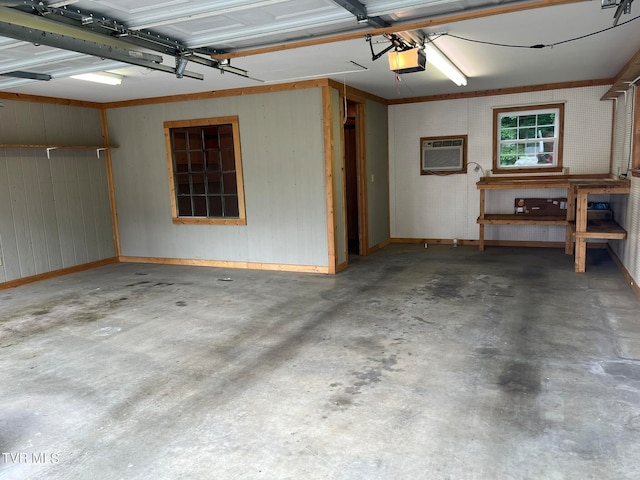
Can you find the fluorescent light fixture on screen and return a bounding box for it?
[424,44,467,87]
[70,72,122,85]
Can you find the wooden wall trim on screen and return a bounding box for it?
[327,79,388,105]
[607,245,640,301]
[102,79,330,109]
[356,102,369,255]
[391,238,480,246]
[388,78,614,105]
[323,85,337,274]
[119,256,329,274]
[339,90,348,267]
[609,100,617,175]
[3,76,610,112]
[212,0,587,60]
[100,108,121,257]
[0,257,119,291]
[0,91,103,109]
[634,86,640,170]
[368,238,390,255]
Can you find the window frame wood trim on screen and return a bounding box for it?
[164,116,246,226]
[492,103,564,175]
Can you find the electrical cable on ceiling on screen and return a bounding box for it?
[440,14,640,49]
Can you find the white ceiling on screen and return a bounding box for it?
[0,0,639,103]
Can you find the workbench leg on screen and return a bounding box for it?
[567,187,575,222]
[565,226,574,255]
[575,238,587,272]
[479,224,485,252]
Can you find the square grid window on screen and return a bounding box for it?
[493,103,564,174]
[165,116,246,225]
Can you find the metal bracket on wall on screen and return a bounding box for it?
[45,147,57,159]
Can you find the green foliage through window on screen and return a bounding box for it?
[494,105,563,170]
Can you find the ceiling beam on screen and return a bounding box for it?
[331,0,390,28]
[214,0,589,59]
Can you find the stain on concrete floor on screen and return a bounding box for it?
[0,245,639,480]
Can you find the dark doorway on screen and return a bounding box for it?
[344,100,360,256]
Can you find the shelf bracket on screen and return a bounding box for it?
[96,147,107,158]
[45,147,57,159]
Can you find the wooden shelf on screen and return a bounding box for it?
[476,175,630,273]
[0,144,107,149]
[476,177,569,190]
[568,178,630,272]
[479,214,567,225]
[0,144,114,158]
[569,178,631,195]
[569,220,627,240]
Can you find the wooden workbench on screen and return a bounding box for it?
[476,175,630,272]
[567,178,630,272]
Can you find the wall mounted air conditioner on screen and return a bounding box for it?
[420,136,467,175]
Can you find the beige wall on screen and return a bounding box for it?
[389,86,613,243]
[0,100,114,283]
[107,88,329,269]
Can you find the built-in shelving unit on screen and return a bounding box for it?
[476,175,630,272]
[567,178,631,272]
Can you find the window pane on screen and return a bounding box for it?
[501,115,517,128]
[178,196,192,216]
[176,174,191,195]
[518,127,536,140]
[174,152,189,173]
[206,150,221,172]
[208,196,223,217]
[193,196,207,216]
[190,151,204,172]
[224,196,240,217]
[172,130,187,151]
[537,113,555,126]
[192,174,206,194]
[519,115,536,127]
[539,126,555,138]
[221,150,236,172]
[499,144,517,166]
[188,130,202,149]
[207,173,222,194]
[219,125,234,148]
[223,172,237,195]
[203,127,219,149]
[501,127,517,141]
[525,142,539,153]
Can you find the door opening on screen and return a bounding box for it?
[344,100,361,256]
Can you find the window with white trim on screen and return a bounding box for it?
[493,103,564,174]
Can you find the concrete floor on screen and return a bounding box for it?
[1,245,640,480]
